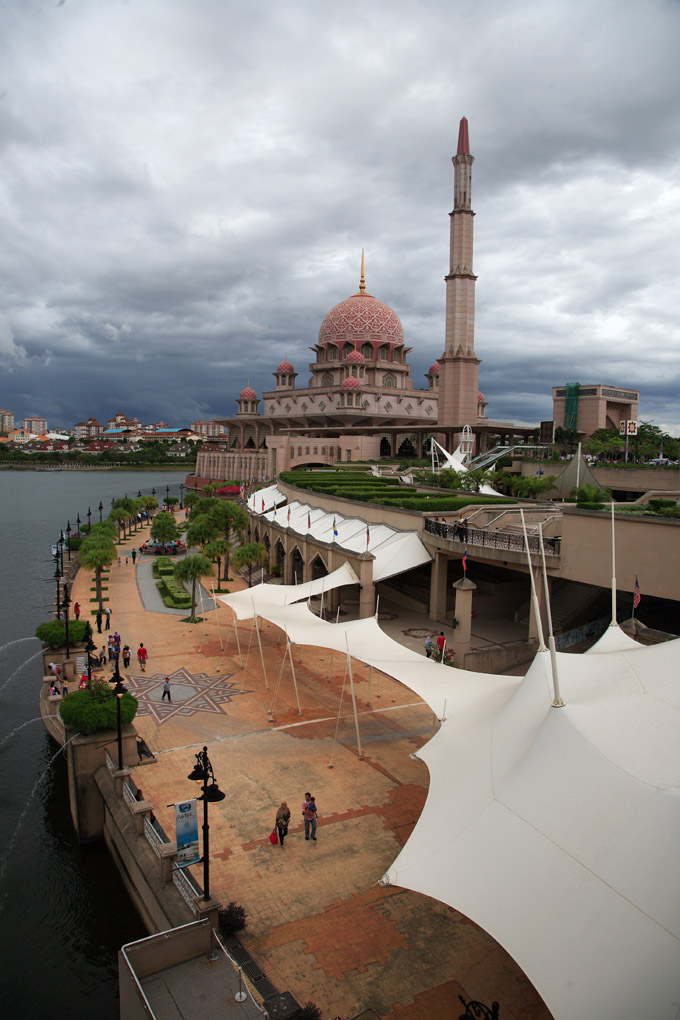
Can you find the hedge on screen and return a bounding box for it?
[36,619,89,648]
[375,495,514,511]
[157,578,192,609]
[59,682,138,733]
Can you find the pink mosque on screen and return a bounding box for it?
[196,118,535,484]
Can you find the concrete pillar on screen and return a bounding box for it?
[429,552,449,623]
[452,577,477,658]
[358,554,375,619]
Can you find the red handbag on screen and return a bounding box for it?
[270,830,278,845]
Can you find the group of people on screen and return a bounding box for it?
[274,792,319,847]
[430,516,469,541]
[95,607,112,633]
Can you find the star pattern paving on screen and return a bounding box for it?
[125,666,252,726]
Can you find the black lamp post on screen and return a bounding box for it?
[62,588,71,660]
[58,530,65,574]
[458,995,500,1020]
[76,513,81,538]
[112,660,127,771]
[54,559,62,613]
[187,746,225,901]
[66,521,72,561]
[151,487,156,499]
[179,482,185,509]
[87,506,92,531]
[84,622,97,686]
[166,485,170,506]
[98,501,104,523]
[137,490,142,498]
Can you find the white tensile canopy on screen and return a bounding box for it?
[218,561,680,1018]
[248,487,432,583]
[431,438,505,497]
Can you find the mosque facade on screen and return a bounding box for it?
[197,118,527,484]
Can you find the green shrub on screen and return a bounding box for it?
[59,685,138,734]
[576,502,608,511]
[157,579,192,609]
[218,901,247,935]
[36,619,88,648]
[649,498,677,510]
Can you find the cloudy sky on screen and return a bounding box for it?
[1,0,679,434]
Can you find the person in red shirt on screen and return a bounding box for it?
[137,642,148,672]
[437,632,446,654]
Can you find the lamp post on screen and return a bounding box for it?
[54,558,62,614]
[87,506,92,531]
[152,487,156,499]
[137,490,142,498]
[76,512,81,538]
[98,501,103,523]
[62,588,71,660]
[112,659,127,771]
[458,995,500,1020]
[66,521,72,561]
[166,485,170,506]
[58,530,65,574]
[187,746,225,901]
[179,483,185,509]
[84,622,97,686]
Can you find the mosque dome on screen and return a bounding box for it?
[478,391,485,403]
[276,360,295,374]
[341,376,362,391]
[428,362,440,375]
[319,292,404,349]
[346,349,365,364]
[240,386,257,400]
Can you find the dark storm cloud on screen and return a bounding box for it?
[0,0,679,433]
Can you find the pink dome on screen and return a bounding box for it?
[346,349,365,364]
[478,391,485,403]
[240,386,257,400]
[276,360,295,374]
[341,376,362,391]
[429,362,440,375]
[319,292,404,348]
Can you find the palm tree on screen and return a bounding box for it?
[150,510,180,551]
[570,483,612,504]
[111,507,129,543]
[459,468,494,493]
[204,539,232,588]
[173,555,214,620]
[185,516,218,551]
[81,535,117,611]
[232,542,268,586]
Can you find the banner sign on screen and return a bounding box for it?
[175,799,200,868]
[619,420,638,436]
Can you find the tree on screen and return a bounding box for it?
[232,542,268,586]
[509,475,557,498]
[185,516,219,550]
[458,468,494,493]
[111,507,129,542]
[81,534,117,610]
[150,510,180,550]
[204,539,233,586]
[570,483,612,504]
[202,482,220,496]
[173,555,214,620]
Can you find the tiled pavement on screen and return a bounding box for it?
[72,518,552,1020]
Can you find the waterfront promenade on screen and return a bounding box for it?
[69,519,551,1020]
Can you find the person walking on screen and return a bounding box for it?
[137,642,148,672]
[425,634,433,658]
[437,632,446,656]
[73,601,81,621]
[275,802,290,847]
[131,548,137,565]
[302,792,311,838]
[306,796,318,841]
[122,644,131,669]
[96,610,103,633]
[105,607,112,630]
[98,645,107,667]
[161,677,171,702]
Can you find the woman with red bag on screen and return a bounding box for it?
[275,802,291,847]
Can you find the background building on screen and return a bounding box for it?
[23,415,47,435]
[553,383,639,440]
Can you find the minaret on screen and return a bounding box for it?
[437,117,481,429]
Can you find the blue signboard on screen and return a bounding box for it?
[175,799,200,867]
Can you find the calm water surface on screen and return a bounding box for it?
[0,470,186,1019]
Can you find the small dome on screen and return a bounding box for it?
[276,360,295,374]
[478,391,485,403]
[341,376,362,391]
[240,386,257,400]
[428,362,440,375]
[346,349,365,364]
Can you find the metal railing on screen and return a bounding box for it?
[211,928,270,1018]
[173,866,202,915]
[144,815,165,858]
[424,518,561,556]
[105,748,116,773]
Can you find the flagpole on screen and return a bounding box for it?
[520,508,547,652]
[610,502,618,627]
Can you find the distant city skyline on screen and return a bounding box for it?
[1,1,679,434]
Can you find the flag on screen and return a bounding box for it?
[633,575,641,609]
[538,465,542,478]
[462,549,468,573]
[287,506,291,524]
[261,498,265,511]
[307,511,311,529]
[333,517,338,537]
[366,523,370,547]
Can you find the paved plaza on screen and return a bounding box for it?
[71,521,551,1020]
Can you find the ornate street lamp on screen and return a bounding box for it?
[179,482,185,509]
[187,746,225,901]
[98,501,104,523]
[151,487,156,498]
[54,558,62,614]
[62,588,71,660]
[58,530,65,574]
[66,521,72,561]
[458,995,500,1019]
[165,485,170,505]
[137,490,142,498]
[112,659,127,771]
[87,506,92,531]
[84,621,97,686]
[76,512,81,537]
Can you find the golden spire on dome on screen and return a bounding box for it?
[359,249,366,294]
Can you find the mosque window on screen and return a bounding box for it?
[384,373,396,388]
[318,348,326,362]
[343,343,353,359]
[361,343,372,359]
[378,346,388,361]
[359,367,364,378]
[329,346,338,361]
[322,372,333,387]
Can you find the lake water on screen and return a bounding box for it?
[0,469,187,1019]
